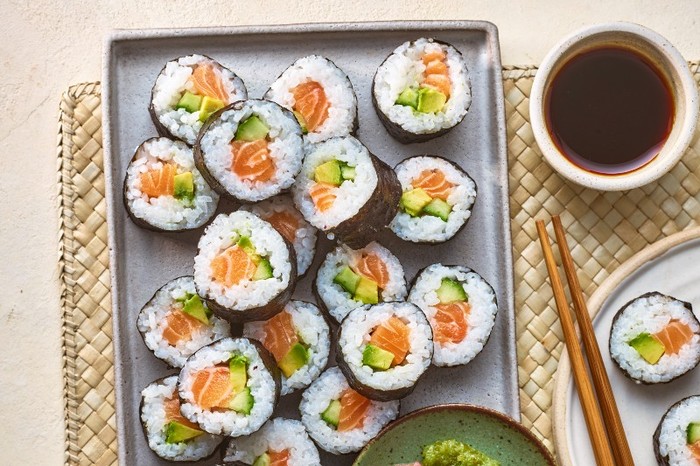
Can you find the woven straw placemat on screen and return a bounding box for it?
[57,64,700,464]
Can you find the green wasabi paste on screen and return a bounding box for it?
[421,439,500,466]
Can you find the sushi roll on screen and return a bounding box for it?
[243,300,330,396]
[314,242,408,324]
[221,418,321,465]
[178,337,280,437]
[654,396,700,465]
[609,292,700,384]
[193,211,296,323]
[336,302,433,401]
[408,264,498,367]
[300,367,400,455]
[195,99,304,203]
[150,54,247,145]
[123,137,219,231]
[390,156,477,243]
[240,196,318,277]
[140,376,222,461]
[264,55,358,143]
[137,276,231,368]
[292,136,401,248]
[373,38,472,143]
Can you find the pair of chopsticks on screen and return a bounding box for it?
[536,216,634,466]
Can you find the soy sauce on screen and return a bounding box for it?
[545,47,674,175]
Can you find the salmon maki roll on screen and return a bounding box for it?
[123,137,219,232]
[193,211,296,323]
[299,367,399,455]
[264,55,358,143]
[292,136,401,248]
[150,55,248,145]
[137,276,231,368]
[609,292,700,384]
[654,396,700,466]
[373,38,472,143]
[178,337,280,437]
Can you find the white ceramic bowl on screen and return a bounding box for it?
[530,22,698,191]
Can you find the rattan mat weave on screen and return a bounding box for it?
[58,64,700,464]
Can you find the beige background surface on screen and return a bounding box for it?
[2,1,699,464]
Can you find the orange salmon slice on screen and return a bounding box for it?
[422,49,451,98]
[140,163,176,198]
[192,64,229,102]
[655,320,695,355]
[292,81,330,132]
[162,309,205,346]
[263,311,299,363]
[163,396,200,430]
[353,253,389,289]
[231,139,276,182]
[433,301,471,344]
[688,440,700,462]
[211,245,257,287]
[264,210,299,243]
[369,316,410,366]
[191,365,233,410]
[268,449,290,466]
[309,182,336,212]
[337,389,371,432]
[412,169,454,200]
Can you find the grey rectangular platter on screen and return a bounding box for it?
[103,21,517,466]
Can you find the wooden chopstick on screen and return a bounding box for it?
[552,215,635,466]
[536,220,615,466]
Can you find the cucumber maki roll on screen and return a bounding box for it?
[390,156,477,243]
[314,242,408,324]
[292,136,401,248]
[654,396,700,466]
[150,55,247,145]
[123,137,219,232]
[264,55,358,143]
[178,337,281,437]
[193,211,296,323]
[373,38,472,143]
[243,300,330,396]
[140,376,223,461]
[609,292,700,384]
[337,302,433,401]
[137,276,231,368]
[408,264,498,367]
[221,418,321,465]
[300,367,400,455]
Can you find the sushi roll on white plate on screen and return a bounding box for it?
[408,264,499,367]
[654,396,700,465]
[609,292,700,384]
[123,137,219,231]
[150,55,247,145]
[137,276,231,368]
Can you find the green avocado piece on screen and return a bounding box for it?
[436,278,468,304]
[333,266,361,294]
[628,333,666,364]
[688,422,700,444]
[340,163,356,181]
[252,453,271,466]
[293,111,308,134]
[253,258,273,280]
[165,420,203,444]
[229,387,254,414]
[314,160,342,186]
[237,236,257,255]
[321,399,341,428]
[362,343,394,371]
[173,172,195,202]
[176,92,203,113]
[395,88,419,109]
[235,115,270,141]
[198,96,225,122]
[423,198,452,221]
[278,342,309,377]
[400,188,433,217]
[229,354,248,393]
[182,294,210,325]
[417,87,447,114]
[354,276,379,304]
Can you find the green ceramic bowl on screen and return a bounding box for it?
[353,404,556,466]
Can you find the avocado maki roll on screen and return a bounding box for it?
[240,196,318,277]
[609,292,700,384]
[654,396,700,465]
[137,276,231,368]
[221,418,321,465]
[337,302,433,401]
[243,300,330,396]
[408,264,498,367]
[140,376,223,461]
[193,211,296,323]
[150,55,248,145]
[300,367,400,455]
[373,38,472,143]
[178,337,280,437]
[314,242,408,324]
[390,156,477,243]
[123,137,219,232]
[292,136,401,248]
